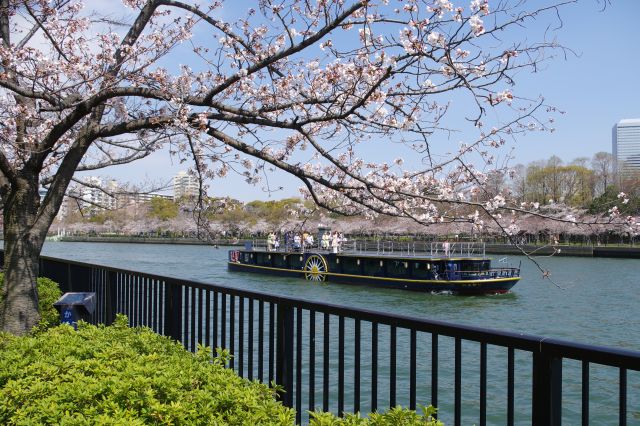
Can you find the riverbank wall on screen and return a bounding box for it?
[47,236,640,259]
[484,244,640,258]
[54,236,213,245]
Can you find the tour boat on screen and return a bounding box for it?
[228,239,521,295]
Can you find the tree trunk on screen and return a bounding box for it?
[0,179,45,335]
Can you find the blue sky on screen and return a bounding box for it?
[510,0,640,164]
[96,1,640,200]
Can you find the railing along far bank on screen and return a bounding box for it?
[0,250,638,425]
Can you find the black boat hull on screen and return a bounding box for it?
[228,259,519,295]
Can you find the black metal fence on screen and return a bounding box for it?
[3,251,638,425]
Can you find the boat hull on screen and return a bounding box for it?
[228,259,519,295]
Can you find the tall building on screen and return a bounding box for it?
[612,119,640,174]
[80,177,115,210]
[173,171,200,199]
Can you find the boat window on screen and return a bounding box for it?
[460,260,478,271]
[255,252,270,266]
[412,262,431,279]
[387,260,408,278]
[327,256,340,272]
[363,258,382,275]
[341,257,360,274]
[289,255,303,270]
[272,254,287,268]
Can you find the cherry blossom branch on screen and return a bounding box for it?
[0,78,62,107]
[24,3,70,62]
[201,1,364,103]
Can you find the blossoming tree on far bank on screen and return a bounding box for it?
[0,0,590,334]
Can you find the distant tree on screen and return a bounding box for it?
[480,170,506,201]
[591,152,615,196]
[618,171,640,200]
[243,198,306,226]
[588,185,640,216]
[561,164,593,206]
[521,158,593,207]
[148,198,179,221]
[508,164,527,204]
[569,157,589,168]
[525,161,548,204]
[0,0,603,334]
[546,155,564,203]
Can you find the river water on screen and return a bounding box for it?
[40,242,640,424]
[41,241,640,349]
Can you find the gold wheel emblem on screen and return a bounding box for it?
[304,254,328,282]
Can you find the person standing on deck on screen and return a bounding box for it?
[332,232,339,254]
[321,232,330,250]
[267,232,275,251]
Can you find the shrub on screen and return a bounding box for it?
[0,316,295,425]
[0,273,61,332]
[309,405,443,425]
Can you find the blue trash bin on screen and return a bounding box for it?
[53,292,96,329]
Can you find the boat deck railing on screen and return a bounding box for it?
[251,239,486,258]
[451,267,520,280]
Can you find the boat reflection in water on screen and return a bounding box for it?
[228,237,520,295]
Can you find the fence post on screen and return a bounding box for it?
[105,271,118,325]
[532,343,562,425]
[66,263,71,293]
[276,303,294,408]
[164,280,183,342]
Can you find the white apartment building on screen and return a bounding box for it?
[116,192,173,207]
[173,171,200,199]
[612,119,640,174]
[80,177,117,210]
[55,178,174,220]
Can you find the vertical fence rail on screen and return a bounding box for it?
[309,310,316,413]
[276,304,294,409]
[11,253,640,425]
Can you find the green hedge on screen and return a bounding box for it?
[309,406,443,425]
[0,273,62,333]
[0,316,295,425]
[0,315,443,425]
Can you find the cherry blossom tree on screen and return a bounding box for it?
[0,0,583,334]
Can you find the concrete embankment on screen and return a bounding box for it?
[50,236,640,259]
[592,246,640,258]
[55,236,219,245]
[485,244,640,259]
